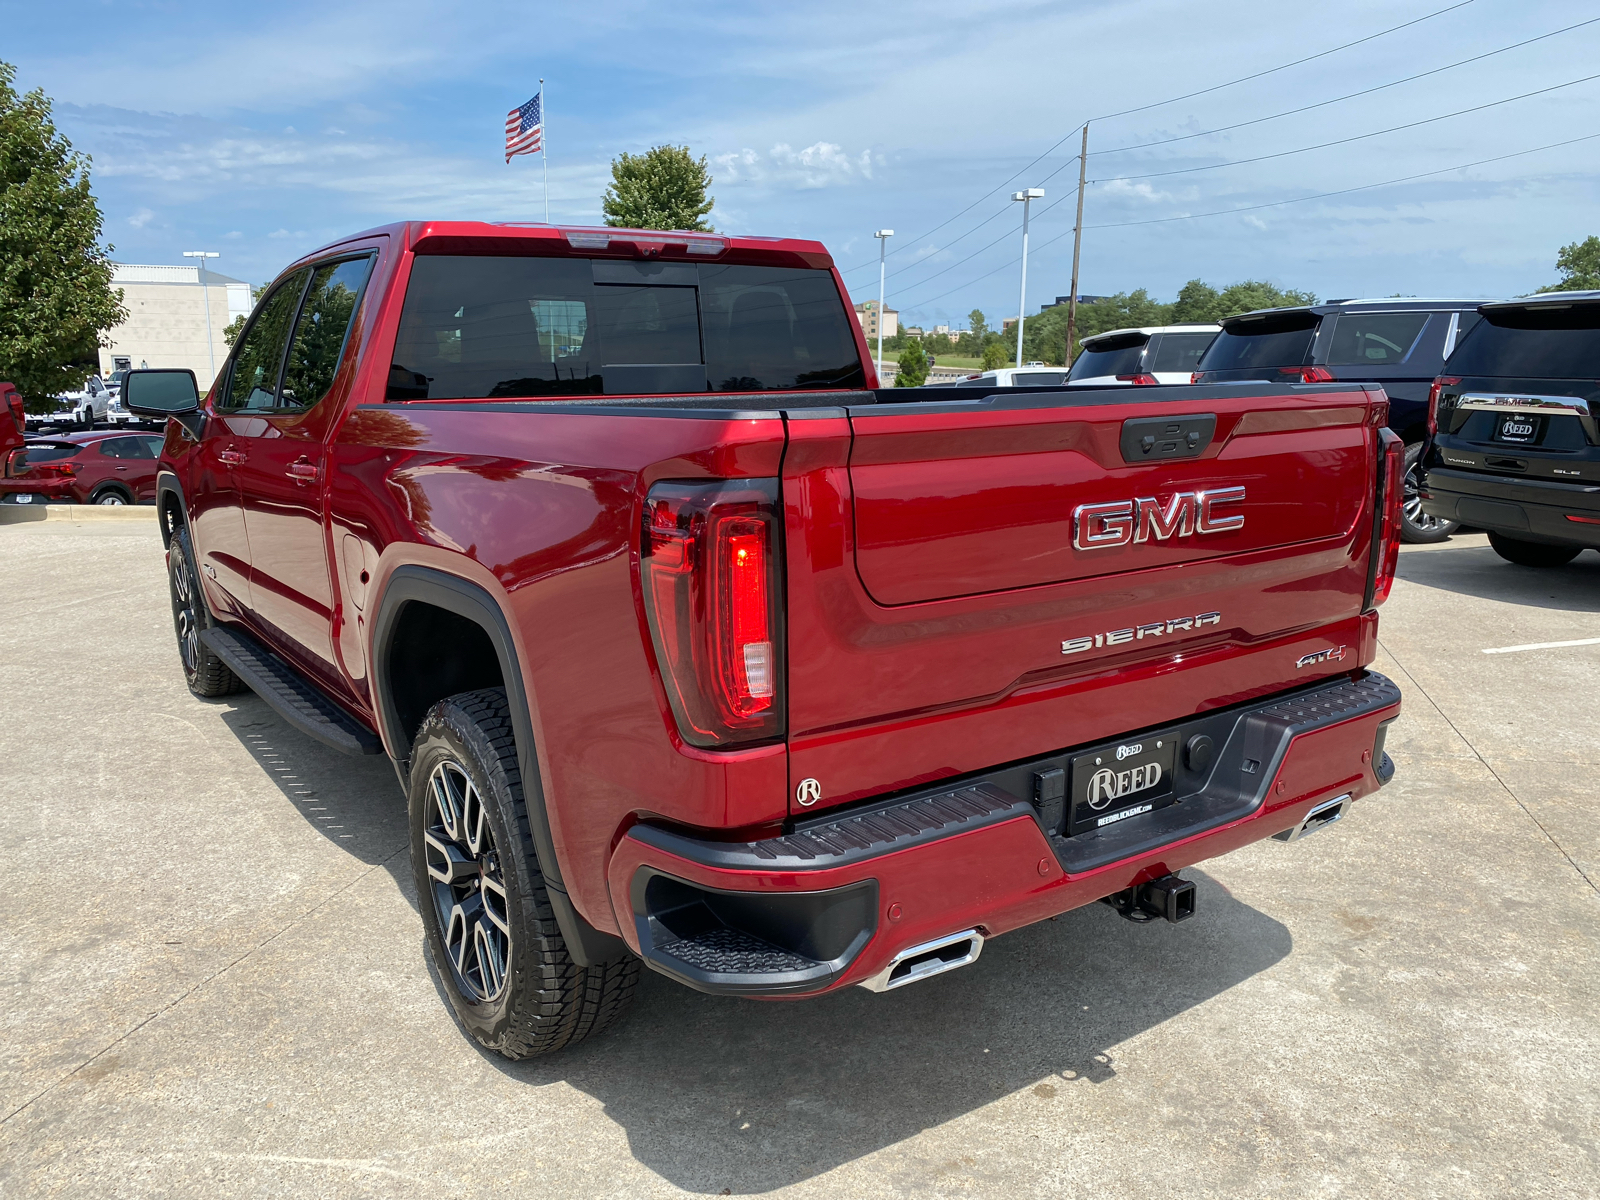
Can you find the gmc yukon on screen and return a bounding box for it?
[124,221,1405,1058]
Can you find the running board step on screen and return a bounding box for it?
[200,625,382,756]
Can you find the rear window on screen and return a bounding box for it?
[1151,331,1216,373]
[17,443,79,465]
[1326,312,1429,366]
[1067,332,1147,380]
[1199,313,1317,371]
[1447,303,1600,379]
[1012,370,1066,386]
[387,256,865,400]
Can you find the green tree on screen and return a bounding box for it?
[894,338,929,387]
[981,340,1008,370]
[1536,235,1600,293]
[602,145,715,231]
[223,284,267,348]
[968,309,988,340]
[0,61,124,411]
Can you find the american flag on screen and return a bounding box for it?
[505,93,542,162]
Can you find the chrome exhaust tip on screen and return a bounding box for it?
[1273,792,1352,842]
[859,928,984,993]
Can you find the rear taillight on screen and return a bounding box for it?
[1116,373,1159,386]
[1427,375,1459,437]
[1370,429,1405,608]
[1280,366,1334,384]
[641,479,784,747]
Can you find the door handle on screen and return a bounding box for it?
[218,447,247,465]
[286,458,319,481]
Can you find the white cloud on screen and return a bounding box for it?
[127,207,155,228]
[714,142,875,189]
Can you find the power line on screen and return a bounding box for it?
[840,0,1475,275]
[1092,72,1600,184]
[1092,16,1600,158]
[891,132,1600,311]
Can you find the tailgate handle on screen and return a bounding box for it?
[1120,414,1216,464]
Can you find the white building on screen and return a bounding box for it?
[99,264,254,389]
[853,300,898,341]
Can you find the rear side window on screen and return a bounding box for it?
[1067,333,1147,380]
[280,256,375,410]
[387,256,865,400]
[1326,312,1429,366]
[1447,303,1600,378]
[98,436,154,459]
[1151,331,1216,373]
[223,271,309,411]
[1200,313,1317,370]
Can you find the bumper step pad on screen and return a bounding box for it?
[200,625,382,756]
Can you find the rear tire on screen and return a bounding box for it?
[1487,532,1582,568]
[409,688,638,1059]
[167,527,242,697]
[93,488,128,505]
[1400,443,1457,544]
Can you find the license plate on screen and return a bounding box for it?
[1068,735,1178,835]
[1494,414,1541,443]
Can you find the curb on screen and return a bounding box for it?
[0,504,159,526]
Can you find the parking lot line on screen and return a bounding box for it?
[1482,636,1600,655]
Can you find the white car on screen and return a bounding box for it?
[1065,324,1221,387]
[924,365,1071,388]
[25,376,112,430]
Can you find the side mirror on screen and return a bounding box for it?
[123,368,200,417]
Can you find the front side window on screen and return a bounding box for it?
[1326,312,1429,366]
[386,256,864,400]
[223,271,309,411]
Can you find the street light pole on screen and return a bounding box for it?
[1010,189,1043,368]
[873,229,893,380]
[183,250,221,386]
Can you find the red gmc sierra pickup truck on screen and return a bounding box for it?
[123,220,1404,1059]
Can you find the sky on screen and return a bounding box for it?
[8,0,1600,330]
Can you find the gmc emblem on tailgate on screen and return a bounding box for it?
[1073,486,1245,551]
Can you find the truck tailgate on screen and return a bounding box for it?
[781,384,1384,816]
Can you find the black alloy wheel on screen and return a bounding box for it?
[422,759,512,1003]
[166,527,241,697]
[1400,443,1457,544]
[409,689,639,1058]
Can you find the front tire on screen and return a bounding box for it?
[167,527,242,697]
[409,689,638,1058]
[1400,443,1457,544]
[1487,532,1582,568]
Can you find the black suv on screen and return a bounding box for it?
[1193,298,1488,543]
[1421,291,1599,567]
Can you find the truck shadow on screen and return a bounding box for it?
[1398,540,1600,613]
[493,870,1290,1194]
[213,699,1291,1194]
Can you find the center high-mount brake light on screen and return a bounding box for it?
[1370,429,1405,608]
[1116,373,1159,386]
[1280,366,1335,384]
[641,479,784,748]
[563,227,727,257]
[1427,376,1460,437]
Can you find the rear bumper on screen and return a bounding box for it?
[608,671,1402,997]
[1422,467,1600,547]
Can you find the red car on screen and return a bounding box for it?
[0,430,165,505]
[127,220,1404,1059]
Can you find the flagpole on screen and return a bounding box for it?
[540,79,548,224]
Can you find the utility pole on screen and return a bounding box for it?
[874,229,893,379]
[541,78,549,224]
[183,250,220,386]
[1011,188,1043,367]
[1065,123,1088,367]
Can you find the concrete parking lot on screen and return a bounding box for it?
[0,517,1595,1199]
